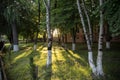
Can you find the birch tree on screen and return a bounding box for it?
[77,0,105,76]
[81,0,93,45]
[76,0,96,75]
[43,0,52,67]
[96,0,104,76]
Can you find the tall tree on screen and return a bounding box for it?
[96,0,104,76]
[43,0,52,67]
[3,0,37,51]
[81,0,93,45]
[12,21,19,51]
[4,4,19,51]
[76,0,96,75]
[77,0,105,76]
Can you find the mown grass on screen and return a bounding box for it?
[3,42,120,80]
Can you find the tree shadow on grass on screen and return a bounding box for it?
[34,45,52,80]
[52,46,91,80]
[16,43,45,62]
[65,49,88,66]
[23,50,40,80]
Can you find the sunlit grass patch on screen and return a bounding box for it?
[49,44,92,80]
[4,42,38,79]
[13,47,32,63]
[4,42,120,80]
[4,42,92,80]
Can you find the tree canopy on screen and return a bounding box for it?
[104,0,120,37]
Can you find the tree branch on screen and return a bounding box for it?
[43,0,48,8]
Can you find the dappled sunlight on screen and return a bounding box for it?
[52,47,67,72]
[4,41,120,80]
[5,43,10,46]
[13,47,32,63]
[34,52,47,66]
[5,43,92,80]
[39,47,47,53]
[37,45,45,51]
[52,47,66,62]
[21,44,28,48]
[34,46,47,66]
[79,66,91,77]
[67,50,87,64]
[50,46,91,79]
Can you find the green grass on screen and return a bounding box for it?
[3,42,120,80]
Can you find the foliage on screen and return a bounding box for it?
[0,0,10,35]
[51,0,79,34]
[103,0,120,37]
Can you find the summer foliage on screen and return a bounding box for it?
[104,0,120,36]
[0,0,120,80]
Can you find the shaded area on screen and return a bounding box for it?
[3,42,120,80]
[103,42,120,80]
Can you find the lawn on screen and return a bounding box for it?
[3,42,120,80]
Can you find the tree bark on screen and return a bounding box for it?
[12,22,19,52]
[77,0,96,75]
[96,0,104,76]
[43,0,52,67]
[81,0,93,45]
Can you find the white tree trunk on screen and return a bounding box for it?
[97,0,104,76]
[81,0,92,45]
[13,45,19,52]
[88,52,96,74]
[77,0,96,75]
[72,43,76,50]
[97,51,104,76]
[106,41,110,49]
[43,0,52,67]
[12,22,19,52]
